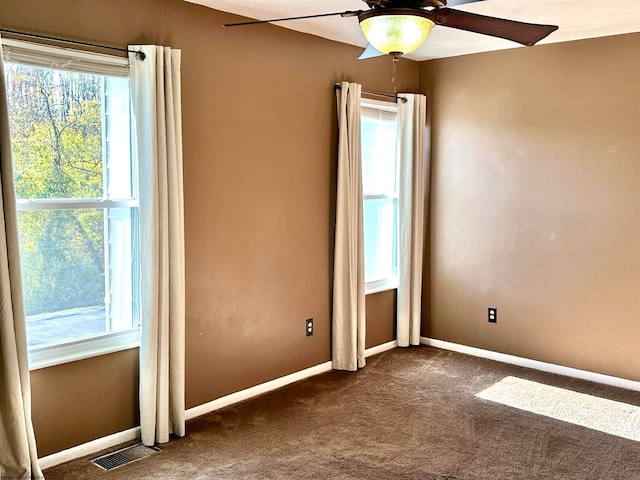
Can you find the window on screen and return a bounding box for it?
[361,99,398,294]
[3,39,140,369]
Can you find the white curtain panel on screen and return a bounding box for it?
[397,94,428,347]
[129,45,186,446]
[0,36,44,479]
[333,82,366,371]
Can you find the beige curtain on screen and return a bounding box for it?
[129,45,186,446]
[397,94,428,347]
[332,82,366,371]
[0,36,44,480]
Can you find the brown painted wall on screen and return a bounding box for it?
[30,350,139,457]
[0,0,415,456]
[365,290,396,349]
[419,33,640,381]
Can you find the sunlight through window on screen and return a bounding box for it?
[476,376,640,442]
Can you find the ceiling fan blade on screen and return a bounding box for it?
[358,43,386,60]
[224,10,362,27]
[434,8,558,46]
[366,0,483,7]
[445,0,485,6]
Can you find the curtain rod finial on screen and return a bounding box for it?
[136,51,146,61]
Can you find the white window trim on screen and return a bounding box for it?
[365,276,399,295]
[16,198,138,211]
[28,328,140,370]
[362,193,397,201]
[1,38,129,77]
[361,98,398,114]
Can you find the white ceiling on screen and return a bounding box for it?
[186,0,640,61]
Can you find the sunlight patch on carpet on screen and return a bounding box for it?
[476,376,640,442]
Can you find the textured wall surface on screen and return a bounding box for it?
[420,33,640,381]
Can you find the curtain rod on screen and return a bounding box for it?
[0,28,146,61]
[334,84,408,103]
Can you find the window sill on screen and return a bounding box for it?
[28,328,140,371]
[365,277,398,295]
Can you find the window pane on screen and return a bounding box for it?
[6,50,138,357]
[107,208,138,331]
[361,102,398,288]
[361,116,397,195]
[363,198,397,283]
[6,63,105,199]
[105,77,133,198]
[19,208,137,347]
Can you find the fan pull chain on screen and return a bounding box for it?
[391,53,401,94]
[392,57,397,93]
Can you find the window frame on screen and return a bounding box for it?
[360,98,399,295]
[3,39,141,370]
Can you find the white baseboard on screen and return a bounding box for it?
[185,340,399,422]
[422,337,640,392]
[185,360,333,421]
[39,341,401,470]
[38,426,140,471]
[39,359,335,469]
[185,341,397,420]
[365,340,398,358]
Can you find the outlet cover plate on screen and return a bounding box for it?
[488,307,497,323]
[306,318,313,336]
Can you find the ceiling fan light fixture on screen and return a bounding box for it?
[359,13,435,56]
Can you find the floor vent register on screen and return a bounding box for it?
[91,443,161,471]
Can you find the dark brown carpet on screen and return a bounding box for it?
[44,347,640,479]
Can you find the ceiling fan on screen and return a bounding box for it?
[224,0,559,60]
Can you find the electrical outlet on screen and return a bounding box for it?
[306,318,313,336]
[488,307,497,323]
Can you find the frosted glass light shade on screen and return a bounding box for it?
[359,14,435,55]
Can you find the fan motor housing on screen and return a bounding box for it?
[364,0,444,9]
